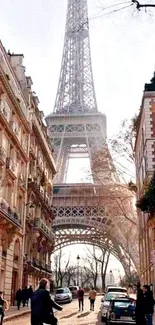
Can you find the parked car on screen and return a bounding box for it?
[101,291,128,322]
[69,286,79,298]
[106,286,127,294]
[107,296,136,325]
[54,287,72,303]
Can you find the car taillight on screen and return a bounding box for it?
[111,312,116,320]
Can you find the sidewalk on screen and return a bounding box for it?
[4,306,30,322]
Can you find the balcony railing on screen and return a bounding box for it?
[0,197,21,227]
[10,121,20,136]
[0,101,10,123]
[24,257,52,273]
[0,147,7,164]
[18,173,26,189]
[6,157,17,178]
[32,259,52,273]
[34,217,54,240]
[28,181,53,211]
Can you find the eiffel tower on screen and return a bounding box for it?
[46,0,139,272]
[46,0,114,184]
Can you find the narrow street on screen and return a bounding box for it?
[5,296,101,325]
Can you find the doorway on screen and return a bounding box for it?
[11,270,18,305]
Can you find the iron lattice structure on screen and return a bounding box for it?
[53,0,97,114]
[46,0,139,274]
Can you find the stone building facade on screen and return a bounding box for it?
[0,41,56,305]
[135,73,155,286]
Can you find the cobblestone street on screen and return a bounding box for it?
[5,297,101,325]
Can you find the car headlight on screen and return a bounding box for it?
[111,312,116,320]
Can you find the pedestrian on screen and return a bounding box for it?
[135,283,146,325]
[77,287,84,311]
[15,288,22,310]
[0,291,8,325]
[27,285,33,307]
[22,286,28,307]
[89,286,97,311]
[143,285,155,325]
[31,277,63,325]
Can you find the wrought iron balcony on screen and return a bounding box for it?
[30,258,52,273]
[34,217,54,240]
[6,157,17,178]
[28,181,53,213]
[18,173,26,190]
[0,198,21,228]
[0,147,7,165]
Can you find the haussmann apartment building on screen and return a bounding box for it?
[0,40,56,305]
[135,72,155,289]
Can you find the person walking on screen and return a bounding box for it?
[143,285,154,325]
[135,283,146,325]
[0,291,8,325]
[89,287,97,311]
[15,288,22,310]
[31,278,62,325]
[22,286,28,307]
[77,287,84,311]
[27,286,33,307]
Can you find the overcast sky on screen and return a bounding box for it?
[1,0,155,138]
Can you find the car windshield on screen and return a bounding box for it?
[56,289,69,294]
[108,288,127,293]
[106,293,126,301]
[69,287,77,291]
[114,300,135,308]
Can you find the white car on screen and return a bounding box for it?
[101,291,128,322]
[54,287,72,303]
[106,286,127,294]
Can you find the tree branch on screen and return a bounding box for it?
[132,0,155,10]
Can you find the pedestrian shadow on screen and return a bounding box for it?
[77,311,90,318]
[60,311,79,319]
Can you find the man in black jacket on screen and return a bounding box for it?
[31,278,62,325]
[143,285,154,325]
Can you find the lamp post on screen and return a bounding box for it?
[77,255,80,286]
[109,270,113,284]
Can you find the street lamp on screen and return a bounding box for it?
[77,255,80,286]
[109,270,113,284]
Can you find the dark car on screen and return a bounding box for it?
[107,297,136,325]
[101,292,128,322]
[69,286,79,298]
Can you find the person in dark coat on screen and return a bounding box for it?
[143,285,154,325]
[77,287,84,311]
[27,286,33,307]
[15,288,23,310]
[31,278,62,325]
[135,283,146,325]
[22,286,29,307]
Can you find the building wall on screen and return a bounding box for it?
[135,82,155,288]
[0,41,56,305]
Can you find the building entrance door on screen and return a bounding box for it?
[11,270,18,305]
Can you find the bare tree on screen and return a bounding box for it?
[131,0,155,10]
[85,246,99,289]
[85,244,111,290]
[64,266,77,287]
[52,247,71,287]
[96,1,155,17]
[81,266,95,288]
